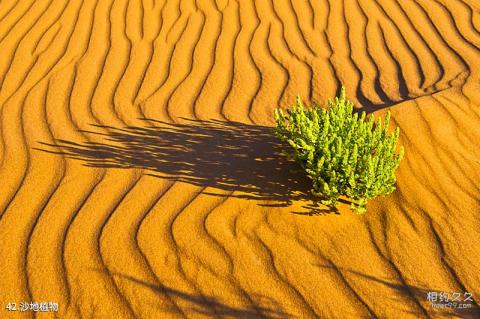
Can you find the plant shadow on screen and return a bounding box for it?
[36,118,337,214]
[94,270,292,318]
[291,205,340,217]
[314,264,480,318]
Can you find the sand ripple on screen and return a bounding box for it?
[0,0,479,318]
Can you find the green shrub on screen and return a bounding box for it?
[273,87,404,214]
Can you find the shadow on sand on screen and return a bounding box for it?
[36,118,338,215]
[101,271,292,318]
[314,264,480,318]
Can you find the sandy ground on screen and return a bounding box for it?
[0,0,479,318]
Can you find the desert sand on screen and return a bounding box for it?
[0,0,479,318]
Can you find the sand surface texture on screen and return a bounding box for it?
[1,0,480,318]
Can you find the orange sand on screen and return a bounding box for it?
[0,0,479,318]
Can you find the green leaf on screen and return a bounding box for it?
[273,86,404,214]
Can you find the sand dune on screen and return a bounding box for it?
[0,0,479,318]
